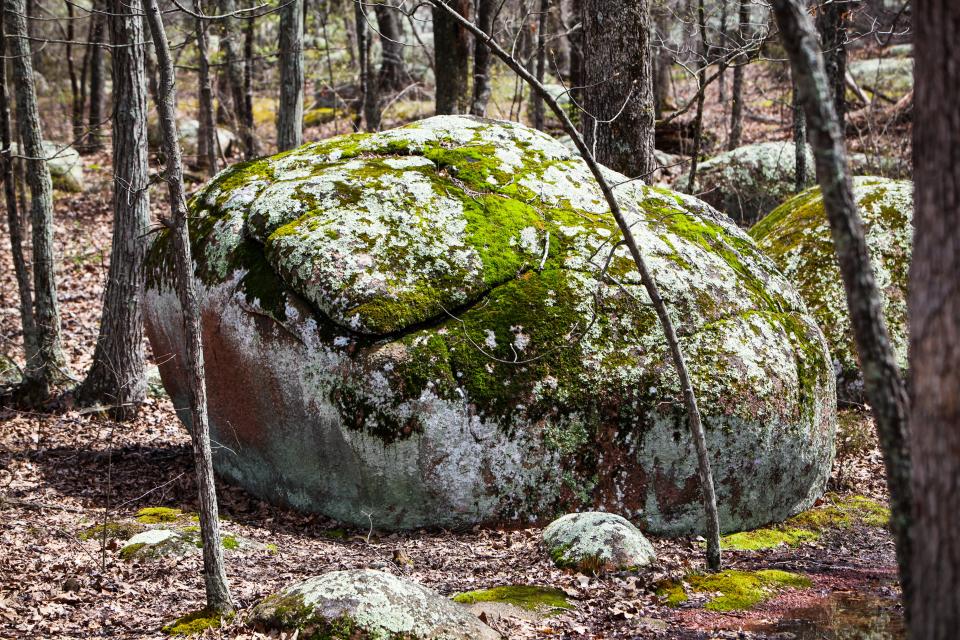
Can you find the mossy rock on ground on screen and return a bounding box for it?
[848,57,913,101]
[657,569,811,611]
[720,493,890,551]
[9,141,85,192]
[681,141,816,227]
[750,177,912,401]
[542,512,656,573]
[163,609,231,636]
[452,585,572,614]
[0,354,22,386]
[144,115,836,535]
[248,569,501,639]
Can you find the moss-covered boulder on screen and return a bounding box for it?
[750,177,912,399]
[144,115,835,535]
[848,57,913,101]
[682,141,816,226]
[543,512,656,572]
[248,569,500,639]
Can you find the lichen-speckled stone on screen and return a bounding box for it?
[143,115,836,535]
[751,176,913,400]
[682,141,816,227]
[848,57,913,101]
[249,570,500,639]
[543,512,656,571]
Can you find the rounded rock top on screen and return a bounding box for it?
[144,115,836,535]
[543,511,657,572]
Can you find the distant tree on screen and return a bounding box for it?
[909,0,960,636]
[194,5,218,172]
[86,0,106,153]
[355,0,380,131]
[771,0,913,613]
[432,0,471,115]
[277,0,304,150]
[242,9,258,157]
[4,0,64,402]
[144,0,234,616]
[581,0,655,177]
[469,0,495,116]
[531,0,550,131]
[373,2,406,93]
[728,0,750,149]
[77,0,151,420]
[0,4,37,385]
[218,0,249,141]
[815,0,848,126]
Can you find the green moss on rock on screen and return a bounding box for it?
[135,506,185,524]
[163,608,230,636]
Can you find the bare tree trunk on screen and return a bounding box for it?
[219,0,248,138]
[580,0,656,177]
[792,77,806,191]
[727,0,749,149]
[429,0,722,571]
[909,1,960,636]
[771,0,913,610]
[355,0,380,131]
[143,15,160,108]
[374,3,406,93]
[568,0,583,107]
[77,0,150,420]
[0,4,37,378]
[432,0,471,115]
[5,0,64,400]
[531,0,549,130]
[242,11,257,158]
[65,0,85,146]
[651,1,672,118]
[469,0,495,115]
[143,0,234,616]
[816,0,847,126]
[686,0,708,192]
[87,0,106,152]
[193,7,218,172]
[277,0,304,151]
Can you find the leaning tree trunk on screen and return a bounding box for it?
[432,0,471,115]
[143,0,234,616]
[193,7,218,172]
[77,0,151,420]
[374,2,406,93]
[908,1,960,636]
[469,0,495,116]
[429,0,723,572]
[771,0,913,611]
[86,0,106,153]
[0,4,37,374]
[277,0,304,151]
[580,0,656,178]
[4,0,64,398]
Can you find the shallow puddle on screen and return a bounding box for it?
[757,591,904,639]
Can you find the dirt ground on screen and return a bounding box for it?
[0,48,909,639]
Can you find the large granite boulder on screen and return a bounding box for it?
[144,115,835,535]
[750,177,912,400]
[682,141,815,227]
[249,570,500,639]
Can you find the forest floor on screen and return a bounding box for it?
[0,47,911,639]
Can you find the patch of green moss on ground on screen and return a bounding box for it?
[721,527,819,551]
[163,608,231,636]
[135,507,183,524]
[659,569,812,611]
[79,521,144,541]
[787,494,890,530]
[222,535,240,550]
[452,585,573,613]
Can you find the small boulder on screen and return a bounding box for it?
[682,141,815,226]
[248,569,500,639]
[750,176,913,400]
[120,529,195,560]
[848,57,912,101]
[44,142,84,192]
[543,512,656,573]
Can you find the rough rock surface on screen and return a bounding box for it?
[543,512,656,572]
[848,57,913,101]
[750,177,912,400]
[144,115,835,535]
[147,117,237,159]
[248,569,500,639]
[682,141,816,226]
[11,141,85,192]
